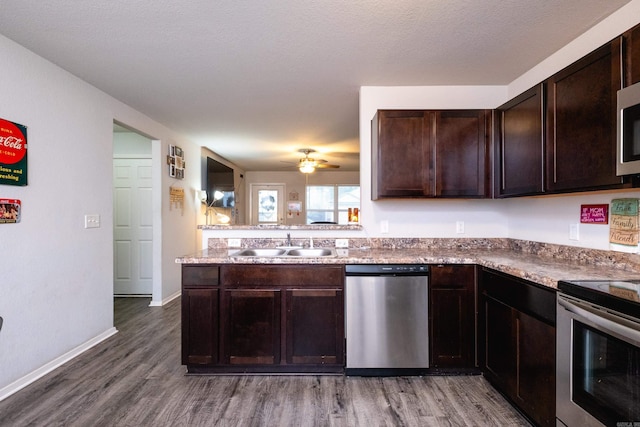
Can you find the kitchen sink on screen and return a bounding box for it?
[232,248,336,257]
[233,248,287,257]
[286,248,335,257]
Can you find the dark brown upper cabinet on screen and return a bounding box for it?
[435,110,492,197]
[623,23,640,86]
[545,38,624,192]
[372,109,490,199]
[495,84,545,197]
[372,110,432,198]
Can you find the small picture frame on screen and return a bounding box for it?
[168,144,185,179]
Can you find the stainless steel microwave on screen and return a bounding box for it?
[617,81,640,175]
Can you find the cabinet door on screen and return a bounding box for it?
[372,110,432,199]
[182,288,219,365]
[495,85,545,197]
[285,289,344,365]
[481,269,557,427]
[222,289,281,365]
[435,110,491,197]
[429,265,476,369]
[483,296,517,395]
[546,38,623,191]
[624,23,640,86]
[515,311,556,427]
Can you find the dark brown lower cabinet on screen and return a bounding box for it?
[182,288,219,365]
[223,288,281,365]
[429,264,477,370]
[182,264,344,373]
[286,288,344,365]
[480,269,556,427]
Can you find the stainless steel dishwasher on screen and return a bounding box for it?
[345,264,429,376]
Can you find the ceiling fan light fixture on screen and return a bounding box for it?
[299,159,316,173]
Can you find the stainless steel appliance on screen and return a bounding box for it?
[617,81,640,176]
[557,279,640,426]
[345,264,429,375]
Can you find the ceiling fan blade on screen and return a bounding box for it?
[315,163,340,169]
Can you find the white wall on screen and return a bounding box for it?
[0,34,199,397]
[113,131,152,156]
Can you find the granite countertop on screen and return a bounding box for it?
[176,245,640,289]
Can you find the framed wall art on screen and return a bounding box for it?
[167,145,185,179]
[0,118,27,186]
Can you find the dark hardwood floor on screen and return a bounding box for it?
[0,298,531,426]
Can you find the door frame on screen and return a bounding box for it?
[249,184,285,225]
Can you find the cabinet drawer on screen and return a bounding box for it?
[430,264,475,289]
[221,264,344,287]
[182,265,220,287]
[481,269,556,325]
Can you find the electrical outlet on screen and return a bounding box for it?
[335,239,349,248]
[569,223,579,240]
[456,221,465,234]
[380,220,389,234]
[84,214,100,228]
[228,238,241,248]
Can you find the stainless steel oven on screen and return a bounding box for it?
[557,280,640,427]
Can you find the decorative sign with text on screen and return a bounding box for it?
[610,198,640,250]
[0,199,21,223]
[580,204,609,224]
[0,118,27,186]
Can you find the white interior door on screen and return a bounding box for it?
[113,158,153,295]
[250,184,284,225]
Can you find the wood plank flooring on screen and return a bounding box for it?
[0,298,531,426]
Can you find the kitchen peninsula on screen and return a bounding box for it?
[177,235,640,427]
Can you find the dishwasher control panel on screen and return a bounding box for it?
[345,264,429,275]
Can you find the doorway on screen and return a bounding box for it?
[250,184,285,225]
[113,125,153,296]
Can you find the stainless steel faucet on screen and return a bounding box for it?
[286,233,292,246]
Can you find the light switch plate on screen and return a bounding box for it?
[228,238,241,248]
[456,221,465,234]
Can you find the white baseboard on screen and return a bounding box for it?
[149,290,181,307]
[113,294,152,298]
[0,327,118,402]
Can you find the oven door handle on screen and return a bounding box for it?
[558,296,640,344]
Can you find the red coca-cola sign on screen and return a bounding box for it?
[0,118,28,186]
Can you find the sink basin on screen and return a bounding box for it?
[233,248,287,257]
[286,248,335,257]
[231,248,336,257]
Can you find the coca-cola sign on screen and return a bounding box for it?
[0,118,27,186]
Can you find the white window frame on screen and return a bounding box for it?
[306,184,360,224]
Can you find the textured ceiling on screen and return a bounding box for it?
[0,0,632,171]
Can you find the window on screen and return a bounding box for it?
[306,185,360,224]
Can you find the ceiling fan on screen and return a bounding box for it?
[295,148,340,173]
